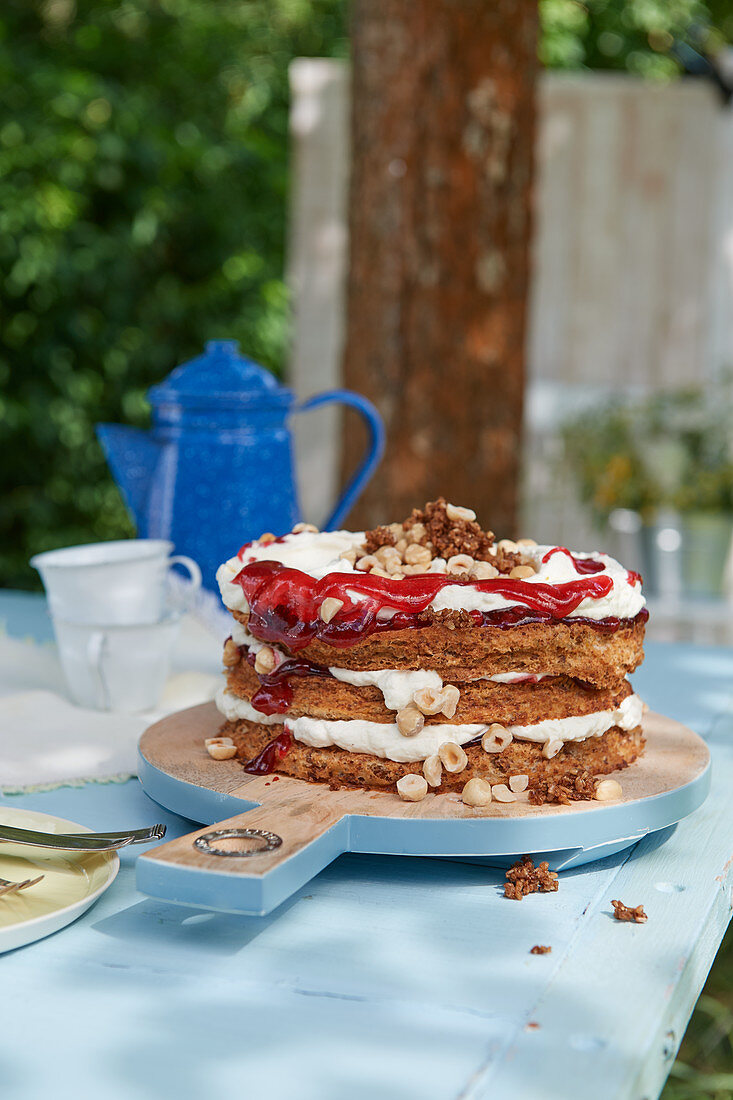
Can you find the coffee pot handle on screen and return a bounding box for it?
[295,390,385,530]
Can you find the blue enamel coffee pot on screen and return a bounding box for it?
[96,340,385,591]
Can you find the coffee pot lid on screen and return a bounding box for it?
[148,340,292,410]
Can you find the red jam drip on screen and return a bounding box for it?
[232,560,614,651]
[541,546,605,575]
[627,569,643,586]
[247,653,330,716]
[242,730,293,775]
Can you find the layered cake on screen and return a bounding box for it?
[213,499,647,805]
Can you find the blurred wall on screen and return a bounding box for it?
[287,64,733,546]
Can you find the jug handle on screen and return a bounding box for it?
[295,390,385,530]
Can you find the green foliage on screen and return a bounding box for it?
[541,0,733,79]
[0,0,347,589]
[562,380,733,522]
[662,924,733,1100]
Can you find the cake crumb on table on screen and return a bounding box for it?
[530,945,552,955]
[504,855,559,899]
[611,899,648,923]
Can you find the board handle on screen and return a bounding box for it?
[136,783,348,916]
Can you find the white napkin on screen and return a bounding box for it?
[0,616,224,793]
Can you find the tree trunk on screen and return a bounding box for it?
[341,0,537,537]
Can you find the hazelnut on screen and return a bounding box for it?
[447,554,475,575]
[516,538,537,547]
[461,777,492,806]
[508,774,529,793]
[438,684,460,718]
[422,754,443,787]
[481,724,513,753]
[339,548,358,565]
[446,503,477,522]
[471,561,499,580]
[404,543,432,566]
[542,738,563,760]
[222,639,241,667]
[319,597,344,623]
[595,778,623,801]
[509,565,536,580]
[259,532,276,544]
[497,539,518,553]
[205,737,237,761]
[438,742,468,773]
[395,538,408,554]
[396,774,428,802]
[292,522,319,533]
[355,554,380,571]
[396,706,425,738]
[375,545,401,565]
[412,684,460,719]
[254,646,277,675]
[369,565,392,578]
[491,783,517,803]
[407,522,426,543]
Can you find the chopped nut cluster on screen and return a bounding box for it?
[528,769,599,806]
[530,945,552,955]
[611,899,648,923]
[356,499,538,581]
[504,855,559,900]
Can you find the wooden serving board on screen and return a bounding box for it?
[136,702,710,915]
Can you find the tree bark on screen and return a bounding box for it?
[341,0,537,536]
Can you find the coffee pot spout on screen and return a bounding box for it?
[96,424,162,533]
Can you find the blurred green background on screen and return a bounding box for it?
[2,0,732,590]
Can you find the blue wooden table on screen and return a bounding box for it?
[1,592,732,1100]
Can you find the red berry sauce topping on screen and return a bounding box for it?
[247,652,330,716]
[242,730,293,775]
[541,546,605,575]
[232,560,615,651]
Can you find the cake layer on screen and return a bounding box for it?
[226,658,633,726]
[221,718,644,791]
[230,611,644,688]
[216,686,643,762]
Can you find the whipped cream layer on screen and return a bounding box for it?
[216,688,644,764]
[217,530,645,624]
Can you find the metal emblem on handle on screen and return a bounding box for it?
[193,828,283,858]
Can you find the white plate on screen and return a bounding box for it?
[0,807,119,953]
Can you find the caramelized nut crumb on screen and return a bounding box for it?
[611,899,648,923]
[504,856,559,900]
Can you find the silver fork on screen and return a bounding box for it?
[0,875,45,897]
[0,823,167,852]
